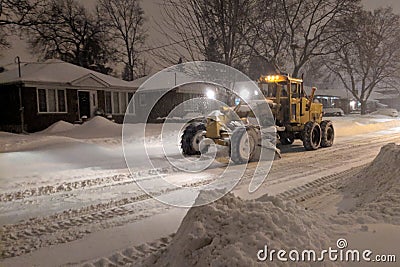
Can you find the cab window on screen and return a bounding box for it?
[265,84,277,97]
[291,83,299,98]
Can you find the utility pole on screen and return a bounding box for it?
[15,56,26,134]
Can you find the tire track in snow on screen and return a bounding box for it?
[275,165,365,202]
[0,177,216,258]
[0,167,178,203]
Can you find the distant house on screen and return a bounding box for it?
[129,74,231,123]
[0,59,135,133]
[314,88,354,114]
[374,89,400,111]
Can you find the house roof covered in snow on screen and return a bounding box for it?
[314,88,351,99]
[130,75,149,88]
[129,73,259,95]
[314,88,384,101]
[129,72,184,92]
[0,59,134,90]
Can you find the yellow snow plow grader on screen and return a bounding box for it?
[259,74,334,150]
[181,74,334,163]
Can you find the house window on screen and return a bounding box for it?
[106,91,135,114]
[37,88,67,113]
[38,89,47,112]
[105,91,112,114]
[57,90,66,112]
[128,93,135,114]
[48,89,56,112]
[113,92,120,114]
[139,93,146,106]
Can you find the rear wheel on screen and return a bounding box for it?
[303,121,321,151]
[320,120,334,147]
[181,122,206,155]
[230,127,260,164]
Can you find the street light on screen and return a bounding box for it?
[206,89,216,99]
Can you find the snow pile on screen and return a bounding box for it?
[143,192,333,267]
[342,143,400,223]
[332,117,400,137]
[62,116,122,139]
[38,120,75,134]
[83,116,116,128]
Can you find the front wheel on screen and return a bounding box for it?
[181,122,206,155]
[303,121,321,151]
[320,120,334,147]
[230,127,260,164]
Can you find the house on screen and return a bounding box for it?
[129,73,232,123]
[313,84,400,114]
[374,88,400,111]
[313,88,355,114]
[0,59,135,133]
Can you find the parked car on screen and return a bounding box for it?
[323,108,345,117]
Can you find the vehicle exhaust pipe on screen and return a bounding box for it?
[307,87,317,110]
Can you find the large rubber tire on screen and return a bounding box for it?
[303,121,321,151]
[320,120,334,147]
[230,127,260,164]
[181,122,206,155]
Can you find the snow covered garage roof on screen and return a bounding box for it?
[129,75,149,88]
[314,88,351,99]
[129,72,179,92]
[0,59,133,90]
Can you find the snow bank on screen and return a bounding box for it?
[83,116,116,128]
[37,117,123,139]
[62,116,122,139]
[332,116,400,137]
[143,192,332,267]
[38,120,75,134]
[341,143,400,224]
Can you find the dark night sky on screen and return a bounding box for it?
[1,0,399,69]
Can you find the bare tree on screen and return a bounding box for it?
[243,0,287,74]
[0,0,47,26]
[0,0,46,52]
[98,0,146,81]
[152,0,254,69]
[26,0,115,73]
[326,7,400,114]
[0,27,9,51]
[247,0,360,77]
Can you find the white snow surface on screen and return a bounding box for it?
[0,116,183,189]
[341,143,400,224]
[1,114,400,266]
[142,193,333,267]
[37,120,75,134]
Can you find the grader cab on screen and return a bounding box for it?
[181,74,334,163]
